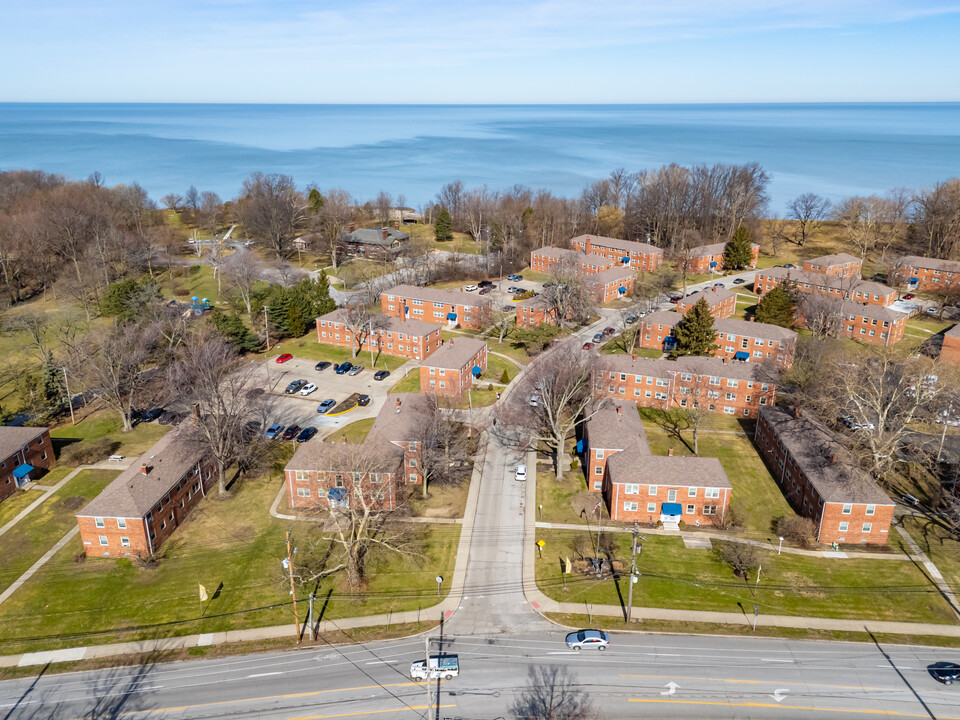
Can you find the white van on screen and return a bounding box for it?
[410,654,459,681]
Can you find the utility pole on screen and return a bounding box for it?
[285,530,301,646]
[61,366,76,426]
[308,592,315,641]
[263,305,270,354]
[627,523,640,623]
[369,318,375,368]
[424,635,432,719]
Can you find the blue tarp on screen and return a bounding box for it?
[618,286,627,293]
[661,502,683,516]
[446,312,457,320]
[12,463,33,479]
[734,351,750,360]
[471,365,482,376]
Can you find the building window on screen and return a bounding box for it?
[95,517,105,528]
[646,502,656,513]
[705,487,720,498]
[623,501,638,512]
[686,504,695,514]
[625,483,640,495]
[297,488,310,497]
[865,504,875,516]
[409,473,418,483]
[649,485,657,495]
[839,521,849,532]
[667,489,677,502]
[842,504,852,515]
[862,523,873,533]
[594,466,603,476]
[596,449,604,459]
[295,470,307,482]
[117,518,126,529]
[593,481,602,490]
[99,536,108,546]
[723,406,735,414]
[121,537,130,547]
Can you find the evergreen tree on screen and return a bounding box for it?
[755,285,797,328]
[210,311,260,352]
[672,298,717,357]
[40,351,64,410]
[723,227,754,271]
[434,209,453,241]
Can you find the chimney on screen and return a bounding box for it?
[616,405,622,415]
[632,355,637,361]
[141,464,150,476]
[668,448,674,457]
[381,228,388,241]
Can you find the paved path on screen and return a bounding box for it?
[0,526,79,607]
[896,524,960,620]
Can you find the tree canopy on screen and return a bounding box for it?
[722,226,754,271]
[672,298,716,357]
[434,208,453,241]
[755,285,797,328]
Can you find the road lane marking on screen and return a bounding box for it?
[629,698,960,718]
[364,661,399,665]
[247,672,283,678]
[771,689,789,702]
[761,658,794,663]
[621,673,891,691]
[289,705,456,720]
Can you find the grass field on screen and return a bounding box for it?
[483,353,515,384]
[327,258,394,289]
[388,369,421,394]
[333,418,375,444]
[899,515,960,594]
[52,411,172,459]
[0,474,460,655]
[534,530,957,624]
[0,489,44,529]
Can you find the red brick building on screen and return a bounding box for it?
[381,285,492,330]
[755,268,896,308]
[516,294,559,328]
[684,242,760,274]
[569,234,663,272]
[755,406,894,545]
[76,430,216,558]
[940,324,960,366]
[891,255,960,292]
[421,337,488,397]
[530,247,615,275]
[316,310,442,361]
[1,427,54,503]
[587,267,635,303]
[595,355,777,419]
[285,394,432,510]
[583,401,648,491]
[802,253,862,278]
[797,296,906,347]
[675,287,738,319]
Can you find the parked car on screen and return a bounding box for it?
[582,342,593,350]
[507,286,521,294]
[374,370,390,381]
[295,427,318,443]
[732,278,746,285]
[502,304,515,312]
[783,263,795,268]
[929,662,960,685]
[265,423,285,439]
[479,287,491,295]
[625,315,638,324]
[713,282,725,288]
[926,306,940,315]
[507,274,523,281]
[842,416,875,431]
[514,465,527,482]
[142,408,164,422]
[357,394,371,406]
[315,361,332,371]
[668,297,680,304]
[243,420,262,439]
[285,379,307,394]
[592,333,603,343]
[335,362,352,375]
[299,382,318,396]
[282,425,302,441]
[463,284,478,291]
[276,353,293,363]
[565,629,610,651]
[348,364,364,376]
[602,327,616,336]
[529,395,539,407]
[317,399,336,414]
[478,280,494,288]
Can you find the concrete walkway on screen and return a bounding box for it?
[896,524,960,620]
[0,527,79,607]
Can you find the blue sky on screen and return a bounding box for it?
[2,1,959,102]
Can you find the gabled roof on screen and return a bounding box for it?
[895,255,960,273]
[585,401,649,454]
[713,318,798,343]
[678,287,738,306]
[0,426,49,461]
[759,268,894,298]
[284,434,405,474]
[318,310,438,337]
[368,393,435,445]
[601,354,776,384]
[571,234,662,256]
[343,227,410,247]
[607,452,731,488]
[384,285,491,309]
[422,337,486,370]
[589,267,634,284]
[803,253,861,268]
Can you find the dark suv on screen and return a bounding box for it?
[285,379,307,394]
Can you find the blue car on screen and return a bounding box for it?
[507,274,523,281]
[264,423,285,439]
[317,399,336,414]
[335,362,352,375]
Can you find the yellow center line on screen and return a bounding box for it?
[289,704,456,720]
[629,698,960,718]
[621,673,889,691]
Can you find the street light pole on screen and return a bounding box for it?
[627,523,640,623]
[285,530,301,646]
[263,305,271,354]
[777,536,784,555]
[61,366,76,426]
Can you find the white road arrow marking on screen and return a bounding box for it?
[661,682,680,696]
[771,689,789,702]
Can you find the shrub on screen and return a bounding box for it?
[173,286,190,297]
[716,541,760,579]
[60,437,120,465]
[776,515,817,549]
[499,369,510,384]
[570,458,579,470]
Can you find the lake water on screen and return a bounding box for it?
[0,103,958,212]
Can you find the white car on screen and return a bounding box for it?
[515,465,527,481]
[529,395,539,407]
[464,284,478,291]
[299,383,318,396]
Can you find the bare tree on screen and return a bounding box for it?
[222,251,263,315]
[183,185,200,215]
[834,196,900,261]
[787,193,832,247]
[464,186,493,245]
[489,305,517,344]
[413,395,472,498]
[196,190,223,236]
[234,172,304,258]
[206,241,226,295]
[666,361,719,456]
[314,188,352,270]
[341,301,387,358]
[541,259,594,328]
[161,193,183,212]
[436,180,465,230]
[497,341,602,480]
[510,665,598,720]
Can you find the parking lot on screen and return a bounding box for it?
[251,355,415,440]
[455,276,545,313]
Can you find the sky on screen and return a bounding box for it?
[2,0,959,103]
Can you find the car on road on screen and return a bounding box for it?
[299,382,318,396]
[335,362,352,375]
[592,333,603,343]
[582,342,593,350]
[357,394,371,406]
[282,425,301,441]
[348,364,364,376]
[514,465,527,481]
[276,353,293,363]
[463,284,478,291]
[317,399,337,413]
[713,282,725,288]
[315,361,332,371]
[929,662,960,685]
[264,423,284,439]
[374,370,390,381]
[732,278,746,285]
[668,297,680,304]
[507,274,523,281]
[478,280,494,288]
[285,379,307,394]
[602,327,616,336]
[295,427,318,443]
[625,315,637,324]
[565,629,610,651]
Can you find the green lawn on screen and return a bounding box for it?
[535,530,958,624]
[52,411,172,459]
[410,480,470,519]
[0,490,43,528]
[326,258,394,289]
[906,316,953,335]
[157,262,230,306]
[600,342,662,358]
[431,231,483,256]
[899,515,960,594]
[272,339,408,372]
[388,369,421,394]
[520,269,552,283]
[0,475,460,655]
[536,467,592,523]
[333,418,375,444]
[482,354,515,384]
[0,469,119,590]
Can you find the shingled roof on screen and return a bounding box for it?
[571,234,662,256]
[585,401,649,455]
[607,452,730,488]
[422,337,486,370]
[383,285,491,309]
[0,426,49,462]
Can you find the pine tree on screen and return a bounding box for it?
[723,227,754,271]
[434,209,453,241]
[672,298,717,357]
[755,285,797,328]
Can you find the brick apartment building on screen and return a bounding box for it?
[529,247,615,275]
[755,268,896,308]
[675,287,738,319]
[1,426,54,503]
[801,253,863,278]
[420,337,488,397]
[797,296,906,347]
[684,242,760,274]
[516,294,559,328]
[941,324,960,366]
[891,255,960,292]
[581,402,731,524]
[636,312,797,367]
[587,267,635,303]
[76,430,216,558]
[595,355,777,419]
[285,393,432,510]
[381,285,492,331]
[569,234,663,272]
[316,310,442,361]
[754,406,894,545]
